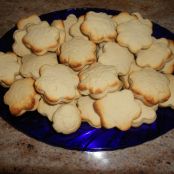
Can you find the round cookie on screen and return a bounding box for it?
[98,42,134,75]
[4,78,40,116]
[35,64,79,104]
[0,52,21,87]
[78,63,122,99]
[81,11,117,43]
[94,89,141,131]
[23,21,60,55]
[129,68,171,106]
[136,38,171,70]
[77,96,101,128]
[20,52,58,79]
[59,37,96,71]
[132,100,157,127]
[52,104,81,134]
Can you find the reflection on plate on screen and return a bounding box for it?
[0,8,174,151]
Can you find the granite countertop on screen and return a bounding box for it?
[0,0,174,174]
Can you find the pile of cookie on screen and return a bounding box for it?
[0,11,174,134]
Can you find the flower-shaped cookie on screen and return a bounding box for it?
[81,11,117,43]
[23,21,59,55]
[4,78,40,116]
[78,63,122,99]
[98,42,134,75]
[0,52,20,87]
[94,89,141,130]
[59,37,96,71]
[136,38,171,70]
[35,64,79,104]
[117,19,153,53]
[129,68,171,106]
[20,53,58,79]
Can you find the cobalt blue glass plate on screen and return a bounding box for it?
[0,8,174,151]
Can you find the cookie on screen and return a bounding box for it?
[81,11,117,43]
[37,98,62,121]
[98,42,134,75]
[51,20,66,55]
[129,68,170,106]
[112,12,137,25]
[117,19,153,53]
[0,52,21,87]
[70,15,88,40]
[132,100,157,127]
[159,74,174,109]
[23,21,59,55]
[136,38,171,70]
[63,14,77,41]
[59,37,96,71]
[78,63,122,99]
[161,40,174,74]
[52,103,81,134]
[20,52,58,79]
[132,12,152,28]
[12,29,31,57]
[94,89,141,130]
[17,14,41,30]
[77,96,101,128]
[120,61,142,89]
[35,64,79,104]
[4,78,40,116]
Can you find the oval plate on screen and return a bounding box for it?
[0,8,174,151]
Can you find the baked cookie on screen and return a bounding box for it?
[37,98,62,121]
[120,61,142,89]
[132,100,157,127]
[52,103,81,134]
[70,15,88,40]
[4,78,40,116]
[0,52,21,87]
[159,74,174,109]
[20,53,58,79]
[161,40,174,74]
[117,19,153,53]
[17,14,41,30]
[12,29,31,57]
[136,38,171,70]
[112,12,137,25]
[132,12,152,28]
[63,14,77,41]
[77,96,101,128]
[129,68,170,106]
[23,21,59,55]
[78,63,122,99]
[35,64,79,104]
[51,20,66,55]
[98,42,134,75]
[94,89,141,130]
[81,11,117,43]
[59,37,96,71]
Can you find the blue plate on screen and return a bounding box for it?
[0,8,174,151]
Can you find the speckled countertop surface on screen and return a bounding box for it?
[0,0,174,174]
